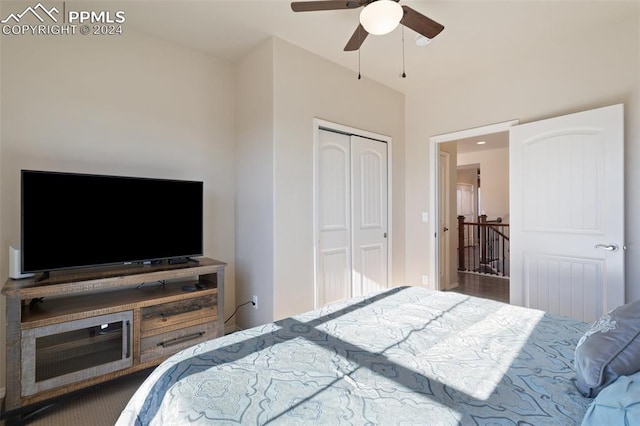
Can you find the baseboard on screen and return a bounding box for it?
[224,324,240,335]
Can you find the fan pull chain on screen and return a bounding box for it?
[357,26,362,80]
[401,26,407,78]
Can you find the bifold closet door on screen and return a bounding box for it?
[350,135,388,298]
[317,130,352,307]
[316,130,388,307]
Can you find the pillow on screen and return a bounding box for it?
[574,299,640,397]
[581,371,640,426]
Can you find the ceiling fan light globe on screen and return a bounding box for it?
[359,0,403,36]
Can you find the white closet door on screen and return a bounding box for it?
[316,130,389,307]
[317,130,352,307]
[351,135,388,297]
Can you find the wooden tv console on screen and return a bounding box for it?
[1,257,225,423]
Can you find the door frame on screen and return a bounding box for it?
[429,119,518,291]
[313,118,393,308]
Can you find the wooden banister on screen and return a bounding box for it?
[457,215,465,270]
[457,216,510,277]
[480,215,487,265]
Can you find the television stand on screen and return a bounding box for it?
[35,271,50,282]
[1,257,225,425]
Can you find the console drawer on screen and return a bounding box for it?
[140,321,215,363]
[141,294,216,336]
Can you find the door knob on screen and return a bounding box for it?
[595,244,619,251]
[443,227,449,232]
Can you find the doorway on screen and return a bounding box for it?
[430,120,518,294]
[313,119,392,308]
[456,165,480,254]
[430,105,624,322]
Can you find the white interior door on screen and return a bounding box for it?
[457,182,476,246]
[438,151,451,289]
[351,136,388,297]
[510,104,624,323]
[316,129,389,307]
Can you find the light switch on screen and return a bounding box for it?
[421,212,429,222]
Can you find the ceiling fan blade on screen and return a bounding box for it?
[344,24,369,51]
[291,1,363,12]
[400,5,444,39]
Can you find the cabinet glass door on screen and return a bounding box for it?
[21,311,133,396]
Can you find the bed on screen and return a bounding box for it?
[117,286,593,425]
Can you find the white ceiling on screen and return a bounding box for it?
[111,0,637,94]
[455,131,508,154]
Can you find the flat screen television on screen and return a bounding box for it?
[21,170,203,274]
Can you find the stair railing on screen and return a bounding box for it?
[457,214,510,277]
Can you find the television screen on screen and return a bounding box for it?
[21,170,203,273]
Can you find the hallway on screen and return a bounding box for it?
[448,272,509,304]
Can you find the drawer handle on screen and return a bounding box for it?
[157,332,205,348]
[126,321,131,358]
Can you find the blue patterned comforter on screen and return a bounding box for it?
[117,286,591,425]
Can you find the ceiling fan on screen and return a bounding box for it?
[290,0,444,51]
